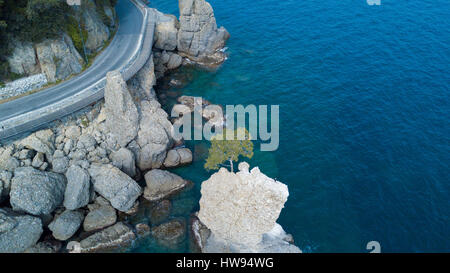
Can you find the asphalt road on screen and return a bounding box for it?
[0,0,144,136]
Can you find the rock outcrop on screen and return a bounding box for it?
[104,71,140,148]
[153,9,179,51]
[0,208,43,253]
[35,33,84,82]
[10,167,66,216]
[195,162,301,253]
[88,164,142,212]
[6,40,41,75]
[177,0,230,65]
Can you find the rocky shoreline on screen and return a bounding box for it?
[0,0,301,253]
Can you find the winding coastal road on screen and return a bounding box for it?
[0,0,153,141]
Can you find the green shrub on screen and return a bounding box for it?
[66,16,88,58]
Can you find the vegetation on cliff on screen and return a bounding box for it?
[0,0,116,83]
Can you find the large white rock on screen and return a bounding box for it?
[198,162,290,247]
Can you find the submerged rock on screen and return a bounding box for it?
[10,167,66,216]
[88,164,142,212]
[143,169,189,202]
[0,208,43,253]
[148,199,172,225]
[152,219,186,249]
[75,222,136,253]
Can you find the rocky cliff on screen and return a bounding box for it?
[6,0,116,83]
[151,0,229,70]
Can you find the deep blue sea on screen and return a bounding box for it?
[132,0,450,253]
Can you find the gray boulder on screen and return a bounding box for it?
[104,71,139,148]
[177,0,230,65]
[18,129,55,163]
[163,149,181,168]
[163,148,193,168]
[148,199,172,225]
[52,156,69,173]
[143,169,188,202]
[178,148,193,164]
[135,100,173,171]
[88,164,142,212]
[111,148,136,178]
[167,53,183,70]
[77,135,97,151]
[31,152,45,168]
[48,210,84,241]
[0,208,43,253]
[64,165,91,210]
[83,204,117,232]
[10,167,66,216]
[0,146,20,172]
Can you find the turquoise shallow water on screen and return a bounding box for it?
[131,0,450,252]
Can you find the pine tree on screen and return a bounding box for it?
[204,128,254,172]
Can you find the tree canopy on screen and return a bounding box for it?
[204,128,254,172]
